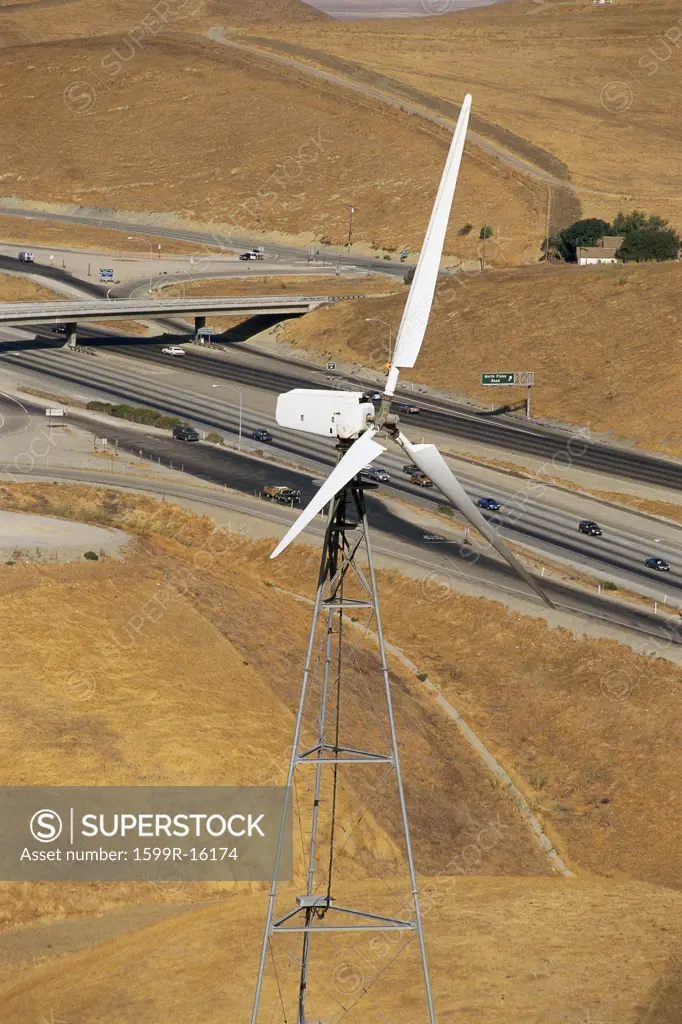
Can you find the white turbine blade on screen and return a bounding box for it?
[271,429,386,559]
[389,94,471,385]
[400,435,554,608]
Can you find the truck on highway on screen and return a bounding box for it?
[263,485,301,505]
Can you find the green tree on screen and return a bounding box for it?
[617,228,680,262]
[612,209,668,234]
[479,225,493,239]
[557,218,611,262]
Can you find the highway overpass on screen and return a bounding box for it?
[0,294,361,346]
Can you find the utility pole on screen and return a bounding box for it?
[545,186,552,262]
[347,205,355,249]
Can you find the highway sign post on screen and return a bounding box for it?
[480,371,534,418]
[327,361,336,371]
[99,268,114,281]
[197,327,214,342]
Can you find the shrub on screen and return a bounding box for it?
[83,551,99,561]
[479,225,494,239]
[602,580,618,591]
[86,401,181,431]
[458,223,473,236]
[416,671,428,682]
[206,432,224,445]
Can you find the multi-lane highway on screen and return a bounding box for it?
[19,328,682,493]
[2,338,681,613]
[3,390,678,648]
[2,249,681,491]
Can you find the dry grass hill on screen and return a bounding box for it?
[281,259,682,456]
[0,30,546,261]
[237,0,682,232]
[0,0,327,46]
[0,482,679,1020]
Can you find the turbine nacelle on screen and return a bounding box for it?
[275,389,375,440]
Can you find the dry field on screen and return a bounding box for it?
[0,272,62,301]
[0,32,546,261]
[1,878,680,1023]
[158,273,399,299]
[280,260,682,455]
[0,482,679,1019]
[0,213,227,254]
[238,0,682,232]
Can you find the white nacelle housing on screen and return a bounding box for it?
[276,389,375,440]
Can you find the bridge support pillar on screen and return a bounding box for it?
[194,315,206,340]
[63,322,77,350]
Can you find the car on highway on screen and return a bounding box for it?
[477,497,501,511]
[50,325,67,334]
[18,251,34,263]
[264,485,301,505]
[645,556,670,571]
[162,346,186,357]
[252,429,273,443]
[239,251,264,261]
[397,404,420,414]
[362,391,382,402]
[363,465,390,483]
[402,464,416,475]
[410,471,434,487]
[579,520,602,536]
[172,424,199,442]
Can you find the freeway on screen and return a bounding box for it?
[2,341,682,610]
[46,332,682,493]
[5,394,678,648]
[4,249,681,491]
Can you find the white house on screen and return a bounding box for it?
[577,235,625,265]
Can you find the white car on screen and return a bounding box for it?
[161,346,185,357]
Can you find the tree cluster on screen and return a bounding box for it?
[549,211,679,263]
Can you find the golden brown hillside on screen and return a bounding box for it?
[237,0,682,231]
[1,878,680,1023]
[0,483,680,1020]
[0,0,326,46]
[281,260,682,455]
[0,34,545,260]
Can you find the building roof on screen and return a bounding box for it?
[577,247,619,259]
[600,235,625,249]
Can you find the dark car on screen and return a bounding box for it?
[398,404,420,414]
[252,429,273,443]
[410,471,434,487]
[645,556,670,571]
[50,325,67,334]
[402,464,416,475]
[477,497,501,512]
[173,424,199,442]
[579,520,602,536]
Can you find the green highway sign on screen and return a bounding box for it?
[481,372,515,386]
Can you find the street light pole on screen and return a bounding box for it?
[365,317,392,366]
[128,236,154,294]
[347,205,355,249]
[211,383,243,452]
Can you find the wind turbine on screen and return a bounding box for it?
[252,93,552,1024]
